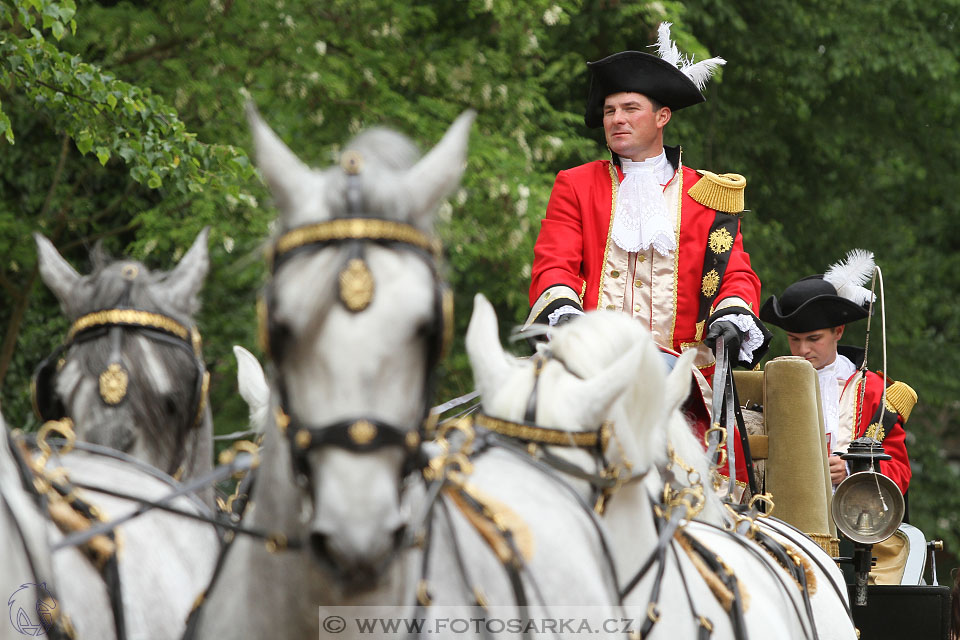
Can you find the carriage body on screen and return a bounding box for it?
[733,357,952,639]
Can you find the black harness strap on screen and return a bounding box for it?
[669,544,714,640]
[727,364,758,497]
[676,528,749,640]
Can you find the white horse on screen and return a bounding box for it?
[467,296,857,640]
[0,411,219,640]
[188,107,622,639]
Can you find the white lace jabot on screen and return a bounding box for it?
[817,353,858,452]
[611,152,677,256]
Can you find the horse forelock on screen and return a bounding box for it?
[76,260,196,325]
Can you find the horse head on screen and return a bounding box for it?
[34,230,211,478]
[248,104,474,586]
[469,298,703,493]
[547,311,728,523]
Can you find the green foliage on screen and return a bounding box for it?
[2,0,958,579]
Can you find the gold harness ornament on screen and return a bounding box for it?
[98,363,129,405]
[474,412,609,450]
[338,258,375,312]
[270,218,442,267]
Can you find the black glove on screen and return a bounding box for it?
[704,320,744,361]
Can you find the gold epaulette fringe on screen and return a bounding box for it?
[688,171,747,214]
[884,380,918,423]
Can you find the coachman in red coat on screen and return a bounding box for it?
[525,24,772,490]
[760,250,915,496]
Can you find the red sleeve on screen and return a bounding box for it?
[714,217,762,312]
[529,170,586,305]
[879,420,912,494]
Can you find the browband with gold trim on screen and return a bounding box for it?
[271,218,442,266]
[474,412,609,450]
[67,309,200,356]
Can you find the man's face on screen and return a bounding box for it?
[786,326,845,370]
[602,92,671,161]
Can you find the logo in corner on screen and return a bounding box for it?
[8,582,57,636]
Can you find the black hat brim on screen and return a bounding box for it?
[584,51,705,128]
[759,294,870,333]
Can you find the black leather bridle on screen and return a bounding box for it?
[260,151,453,487]
[32,306,210,443]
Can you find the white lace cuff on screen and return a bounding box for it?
[710,313,763,363]
[548,305,585,327]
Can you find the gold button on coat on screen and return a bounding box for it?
[634,280,642,288]
[606,304,616,310]
[637,255,646,263]
[610,270,620,278]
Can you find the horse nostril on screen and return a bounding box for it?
[392,523,407,550]
[309,531,331,563]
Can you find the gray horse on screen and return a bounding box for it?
[34,230,213,489]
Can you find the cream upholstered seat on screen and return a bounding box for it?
[734,356,838,555]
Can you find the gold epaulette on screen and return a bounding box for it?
[688,170,747,214]
[883,380,918,423]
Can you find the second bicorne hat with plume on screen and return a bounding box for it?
[584,22,726,128]
[759,249,877,333]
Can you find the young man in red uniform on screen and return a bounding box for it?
[526,24,772,490]
[759,250,914,495]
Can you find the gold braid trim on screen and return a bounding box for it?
[688,171,746,214]
[272,219,442,263]
[884,380,918,423]
[675,532,742,612]
[805,532,840,559]
[474,413,605,449]
[67,309,193,345]
[445,482,534,564]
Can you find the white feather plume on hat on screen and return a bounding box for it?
[823,248,876,306]
[654,22,726,91]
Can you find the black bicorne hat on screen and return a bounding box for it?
[584,51,705,128]
[759,275,870,333]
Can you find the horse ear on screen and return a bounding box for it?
[90,240,110,271]
[466,293,513,397]
[245,101,319,220]
[403,110,475,229]
[34,233,83,316]
[158,227,209,314]
[664,348,697,414]
[234,345,270,434]
[568,340,647,429]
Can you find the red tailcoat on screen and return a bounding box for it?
[843,370,912,494]
[529,159,762,356]
[529,156,762,488]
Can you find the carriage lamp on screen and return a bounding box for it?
[832,438,904,545]
[832,437,906,606]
